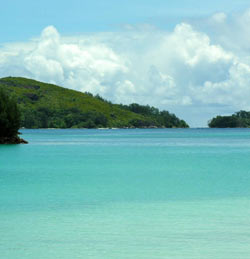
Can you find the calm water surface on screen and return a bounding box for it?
[1,128,250,258]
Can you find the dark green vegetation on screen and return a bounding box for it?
[0,77,189,129]
[0,88,27,144]
[208,111,250,128]
[119,103,188,128]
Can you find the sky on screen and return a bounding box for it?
[1,0,250,126]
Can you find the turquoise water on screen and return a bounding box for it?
[1,128,250,258]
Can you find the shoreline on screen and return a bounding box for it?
[0,135,28,144]
[20,126,180,130]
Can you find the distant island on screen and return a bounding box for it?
[0,77,189,129]
[208,111,250,128]
[0,88,27,144]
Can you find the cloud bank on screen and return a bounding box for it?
[1,10,250,126]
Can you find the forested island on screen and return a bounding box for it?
[0,77,189,129]
[208,111,250,128]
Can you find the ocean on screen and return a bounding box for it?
[1,128,250,258]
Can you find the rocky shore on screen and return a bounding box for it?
[0,136,28,144]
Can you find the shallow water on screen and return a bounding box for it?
[1,128,250,258]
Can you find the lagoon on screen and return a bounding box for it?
[1,128,250,258]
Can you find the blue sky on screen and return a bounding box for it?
[2,0,249,42]
[1,1,250,126]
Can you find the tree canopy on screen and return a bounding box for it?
[0,89,21,138]
[208,110,250,128]
[119,103,189,128]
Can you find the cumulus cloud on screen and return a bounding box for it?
[1,10,250,126]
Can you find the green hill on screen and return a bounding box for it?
[0,77,189,129]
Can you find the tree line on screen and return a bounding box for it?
[0,89,27,143]
[0,89,20,138]
[118,103,189,128]
[208,111,250,128]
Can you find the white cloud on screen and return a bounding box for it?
[211,12,227,24]
[1,10,250,126]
